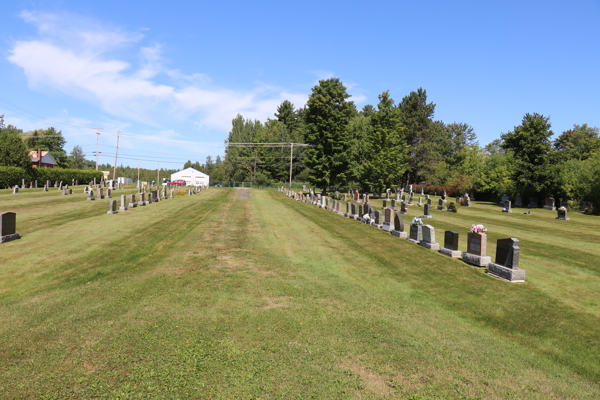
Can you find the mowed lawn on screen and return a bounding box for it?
[0,187,599,399]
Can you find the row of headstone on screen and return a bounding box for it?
[278,190,525,282]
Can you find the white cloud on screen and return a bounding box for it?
[8,10,309,133]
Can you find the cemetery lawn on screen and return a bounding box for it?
[1,187,599,399]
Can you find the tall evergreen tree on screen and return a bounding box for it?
[354,91,407,193]
[398,88,436,184]
[304,78,356,192]
[501,113,555,197]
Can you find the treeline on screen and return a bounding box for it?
[95,163,179,182]
[0,124,179,183]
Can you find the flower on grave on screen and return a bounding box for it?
[411,217,423,226]
[363,214,371,222]
[469,224,487,234]
[558,206,567,211]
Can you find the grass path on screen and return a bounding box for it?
[0,188,599,399]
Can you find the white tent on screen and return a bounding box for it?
[170,168,210,187]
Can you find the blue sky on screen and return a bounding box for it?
[1,0,599,169]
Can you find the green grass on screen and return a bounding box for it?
[0,186,599,399]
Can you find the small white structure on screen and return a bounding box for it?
[117,177,134,185]
[171,167,210,187]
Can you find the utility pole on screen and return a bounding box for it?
[289,143,294,188]
[112,130,120,181]
[92,128,103,170]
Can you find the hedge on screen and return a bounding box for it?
[0,167,104,188]
[0,166,25,189]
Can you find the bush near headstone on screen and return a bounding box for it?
[0,166,103,189]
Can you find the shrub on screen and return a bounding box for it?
[0,166,104,189]
[30,168,104,186]
[0,166,26,188]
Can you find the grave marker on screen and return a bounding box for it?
[107,200,118,214]
[436,198,445,211]
[119,195,128,212]
[543,197,556,211]
[440,231,461,258]
[556,207,570,220]
[0,212,21,243]
[372,210,382,228]
[408,223,423,244]
[420,225,440,250]
[502,200,512,213]
[447,202,457,213]
[487,238,525,282]
[382,208,393,232]
[462,230,491,267]
[391,212,407,238]
[422,204,432,218]
[528,197,538,208]
[400,201,408,214]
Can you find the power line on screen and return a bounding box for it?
[93,154,184,165]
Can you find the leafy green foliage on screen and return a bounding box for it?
[554,124,600,161]
[0,166,103,188]
[24,127,69,167]
[69,145,86,169]
[398,88,436,183]
[304,78,356,191]
[501,113,555,197]
[0,125,30,168]
[349,91,407,192]
[0,166,26,188]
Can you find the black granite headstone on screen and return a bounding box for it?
[444,231,459,250]
[494,238,520,269]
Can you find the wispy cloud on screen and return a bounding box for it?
[8,11,310,133]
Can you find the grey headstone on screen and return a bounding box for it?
[107,199,118,214]
[420,224,440,250]
[119,195,128,211]
[394,213,404,232]
[543,197,556,210]
[373,210,381,225]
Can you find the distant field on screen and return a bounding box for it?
[0,186,599,399]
